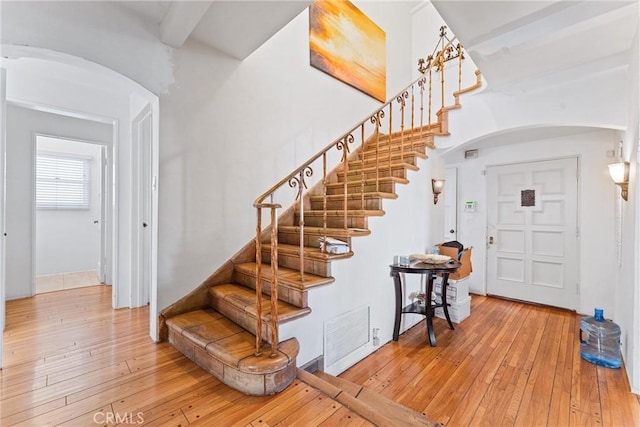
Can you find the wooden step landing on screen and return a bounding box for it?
[167,309,299,396]
[297,368,438,427]
[209,284,311,344]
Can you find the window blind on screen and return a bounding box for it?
[36,152,91,210]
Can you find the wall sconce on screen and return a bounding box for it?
[432,179,445,204]
[608,161,629,201]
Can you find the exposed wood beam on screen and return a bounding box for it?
[160,1,213,48]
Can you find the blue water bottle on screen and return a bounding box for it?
[579,308,621,368]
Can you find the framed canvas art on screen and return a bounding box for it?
[309,0,386,102]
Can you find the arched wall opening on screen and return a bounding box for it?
[0,46,160,369]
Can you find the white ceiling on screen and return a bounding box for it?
[114,0,311,60]
[113,0,638,93]
[111,0,637,147]
[432,0,638,94]
[431,0,638,153]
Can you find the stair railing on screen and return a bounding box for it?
[253,29,477,356]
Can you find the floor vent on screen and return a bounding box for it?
[324,306,370,373]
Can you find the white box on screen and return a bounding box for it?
[433,277,469,303]
[434,296,471,324]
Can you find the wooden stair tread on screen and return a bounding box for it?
[379,134,435,146]
[262,243,354,261]
[309,192,398,201]
[359,150,428,160]
[341,162,419,175]
[297,209,385,217]
[279,225,371,238]
[235,262,335,290]
[209,284,311,323]
[297,369,437,427]
[361,142,428,155]
[166,309,299,374]
[325,177,409,187]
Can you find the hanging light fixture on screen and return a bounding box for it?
[608,162,629,201]
[432,179,445,204]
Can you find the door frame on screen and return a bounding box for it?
[31,134,110,295]
[131,103,152,309]
[484,155,581,310]
[1,68,7,368]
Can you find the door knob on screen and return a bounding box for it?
[93,220,99,224]
[449,229,455,233]
[489,236,494,244]
[143,223,148,228]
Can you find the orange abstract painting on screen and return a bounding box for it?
[309,0,386,102]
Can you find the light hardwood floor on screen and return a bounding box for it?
[1,285,639,426]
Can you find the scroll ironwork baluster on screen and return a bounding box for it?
[410,84,415,152]
[397,91,408,166]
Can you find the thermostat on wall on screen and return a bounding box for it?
[464,201,476,212]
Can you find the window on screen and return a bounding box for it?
[36,152,91,210]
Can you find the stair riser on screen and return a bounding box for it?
[233,269,309,308]
[261,248,332,278]
[359,149,424,162]
[278,230,323,247]
[309,198,382,210]
[372,132,433,146]
[349,156,418,170]
[278,230,353,247]
[362,141,427,156]
[209,297,276,345]
[338,168,407,181]
[326,182,396,195]
[296,214,368,229]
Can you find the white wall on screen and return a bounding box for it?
[616,26,640,393]
[158,1,416,312]
[5,105,112,299]
[35,137,103,276]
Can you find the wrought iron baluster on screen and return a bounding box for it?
[255,208,263,356]
[269,206,278,357]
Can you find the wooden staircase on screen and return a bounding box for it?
[161,130,436,395]
[160,32,482,396]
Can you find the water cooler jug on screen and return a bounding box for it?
[579,308,621,368]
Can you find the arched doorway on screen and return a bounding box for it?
[0,46,160,368]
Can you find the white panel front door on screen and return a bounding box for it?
[486,158,579,309]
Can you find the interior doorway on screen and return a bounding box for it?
[34,135,107,294]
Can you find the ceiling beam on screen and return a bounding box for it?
[160,1,213,48]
